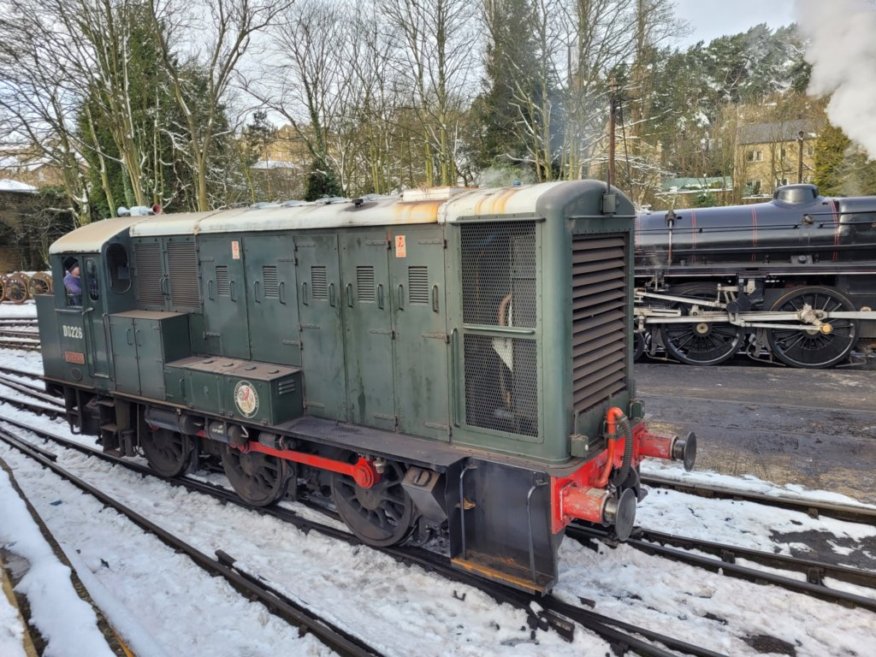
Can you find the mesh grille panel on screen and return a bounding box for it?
[167,241,199,308]
[216,265,230,296]
[134,241,164,307]
[408,266,429,304]
[263,265,279,298]
[464,334,537,437]
[461,222,535,327]
[357,266,375,302]
[572,235,628,412]
[311,266,327,299]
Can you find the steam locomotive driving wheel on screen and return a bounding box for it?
[331,460,415,547]
[767,286,858,368]
[660,283,744,365]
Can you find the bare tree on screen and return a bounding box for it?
[379,0,479,187]
[149,0,288,210]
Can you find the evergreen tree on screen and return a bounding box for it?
[470,0,540,173]
[304,158,343,201]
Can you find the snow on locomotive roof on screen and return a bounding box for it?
[49,216,144,254]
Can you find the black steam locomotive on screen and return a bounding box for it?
[634,184,876,367]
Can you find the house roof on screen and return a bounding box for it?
[738,119,819,145]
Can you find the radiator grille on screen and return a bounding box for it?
[572,235,628,413]
[408,266,429,304]
[357,266,375,302]
[461,223,535,327]
[262,265,279,298]
[216,265,230,296]
[464,334,537,437]
[311,266,327,299]
[167,241,199,309]
[133,241,164,308]
[460,221,538,437]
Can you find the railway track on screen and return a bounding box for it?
[568,524,876,612]
[0,425,387,657]
[640,473,876,525]
[0,337,41,351]
[0,413,734,657]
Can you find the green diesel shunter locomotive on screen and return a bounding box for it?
[37,180,694,592]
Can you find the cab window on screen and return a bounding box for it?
[107,243,131,293]
[63,258,82,307]
[86,258,100,302]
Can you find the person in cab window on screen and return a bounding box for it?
[64,262,82,306]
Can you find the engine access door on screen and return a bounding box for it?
[340,230,396,431]
[244,234,300,366]
[295,233,347,421]
[388,226,450,441]
[199,236,250,359]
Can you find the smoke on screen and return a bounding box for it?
[796,0,876,157]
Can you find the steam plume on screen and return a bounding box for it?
[796,0,876,157]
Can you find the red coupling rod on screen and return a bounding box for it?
[240,442,380,488]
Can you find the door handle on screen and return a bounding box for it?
[432,284,440,313]
[230,280,237,302]
[208,279,214,300]
[346,283,353,307]
[450,328,459,425]
[254,281,261,303]
[397,283,404,310]
[377,284,384,309]
[279,281,286,305]
[329,283,336,307]
[302,282,309,305]
[126,327,133,345]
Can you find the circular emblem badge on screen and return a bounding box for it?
[233,380,259,418]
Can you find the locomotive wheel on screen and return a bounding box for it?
[767,286,858,368]
[3,274,29,304]
[140,428,193,477]
[660,283,743,366]
[331,460,415,547]
[29,272,52,296]
[221,447,290,507]
[632,330,646,361]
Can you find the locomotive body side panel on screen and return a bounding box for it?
[294,233,348,421]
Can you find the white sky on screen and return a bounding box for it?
[673,0,797,47]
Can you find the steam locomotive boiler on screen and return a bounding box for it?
[36,180,694,593]
[634,184,876,367]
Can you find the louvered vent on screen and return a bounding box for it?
[571,235,628,413]
[216,265,230,296]
[263,266,279,298]
[167,241,199,309]
[408,266,429,304]
[134,241,164,308]
[311,266,327,299]
[357,266,375,302]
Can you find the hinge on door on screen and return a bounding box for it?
[445,333,450,344]
[391,330,396,340]
[444,239,448,249]
[387,239,392,250]
[394,416,399,431]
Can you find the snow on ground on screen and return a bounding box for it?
[0,467,116,657]
[0,301,38,319]
[0,571,28,657]
[0,446,338,657]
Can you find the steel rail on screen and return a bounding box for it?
[569,525,876,612]
[640,474,876,525]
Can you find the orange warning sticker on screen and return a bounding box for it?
[395,235,406,258]
[231,240,240,260]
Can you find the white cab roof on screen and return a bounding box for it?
[49,217,143,254]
